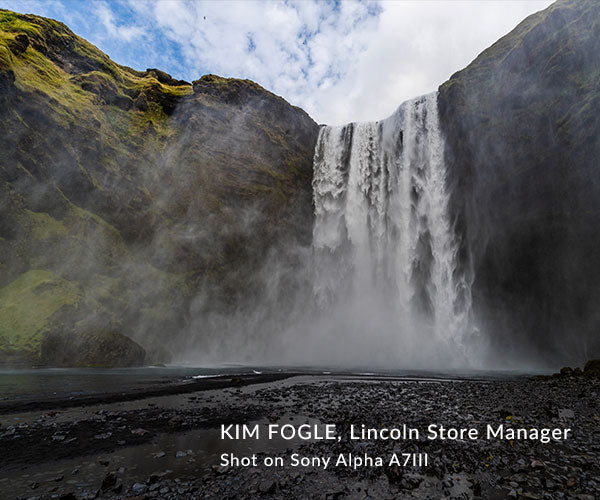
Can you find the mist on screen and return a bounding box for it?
[3,0,600,372]
[171,93,489,371]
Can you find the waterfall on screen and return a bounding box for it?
[311,93,474,364]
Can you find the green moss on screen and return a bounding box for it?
[0,43,12,68]
[196,74,265,94]
[73,39,119,76]
[1,9,192,138]
[70,70,130,104]
[24,210,67,240]
[51,187,123,241]
[258,165,290,182]
[0,7,318,365]
[14,46,64,86]
[11,47,95,129]
[0,10,42,37]
[0,270,81,359]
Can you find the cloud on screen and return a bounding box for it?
[132,0,552,125]
[0,0,554,124]
[139,1,380,122]
[95,2,145,42]
[329,0,555,125]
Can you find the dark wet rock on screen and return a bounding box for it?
[101,472,117,491]
[167,416,182,428]
[130,428,149,436]
[438,0,600,362]
[258,479,276,494]
[530,460,545,470]
[560,367,573,377]
[147,472,168,484]
[2,375,600,499]
[213,465,229,475]
[583,359,600,377]
[0,10,318,368]
[558,408,575,419]
[131,482,147,495]
[520,492,541,500]
[384,465,403,484]
[41,330,145,368]
[401,473,424,490]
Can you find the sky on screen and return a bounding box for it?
[1,0,554,125]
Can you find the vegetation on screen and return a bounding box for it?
[0,8,318,365]
[0,270,80,361]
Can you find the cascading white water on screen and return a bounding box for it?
[311,92,474,366]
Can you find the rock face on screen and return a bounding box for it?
[438,0,600,364]
[0,9,319,365]
[41,330,145,367]
[4,2,600,368]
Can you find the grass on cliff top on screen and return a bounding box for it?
[0,9,191,138]
[0,270,81,357]
[0,10,42,37]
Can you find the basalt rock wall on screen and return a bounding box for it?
[438,0,600,364]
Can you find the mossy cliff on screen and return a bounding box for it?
[0,9,319,365]
[438,0,600,363]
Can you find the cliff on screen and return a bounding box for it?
[0,9,319,365]
[438,0,600,364]
[4,1,600,368]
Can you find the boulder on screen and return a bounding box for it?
[41,330,145,367]
[583,359,600,377]
[559,367,573,377]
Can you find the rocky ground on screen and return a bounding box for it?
[0,373,598,500]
